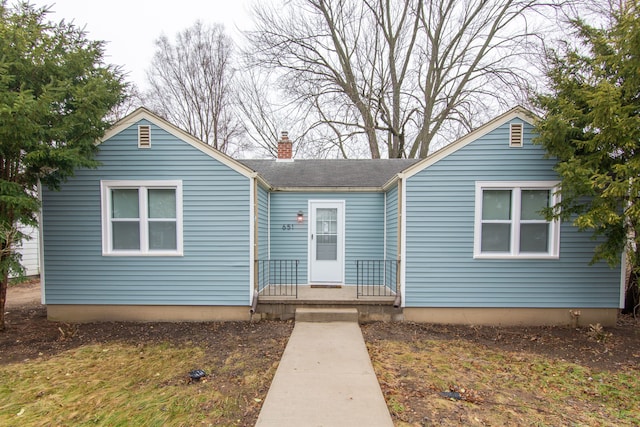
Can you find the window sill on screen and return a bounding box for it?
[102,251,184,257]
[473,253,559,260]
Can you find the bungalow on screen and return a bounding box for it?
[40,107,623,326]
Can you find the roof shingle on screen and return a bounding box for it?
[239,159,420,188]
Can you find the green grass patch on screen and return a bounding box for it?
[0,341,273,426]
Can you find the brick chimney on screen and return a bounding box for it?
[277,131,293,161]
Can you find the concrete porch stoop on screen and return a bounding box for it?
[294,307,359,322]
[255,308,394,426]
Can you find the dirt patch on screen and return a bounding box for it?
[1,303,292,364]
[5,277,41,308]
[362,318,640,372]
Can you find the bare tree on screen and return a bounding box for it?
[246,0,551,158]
[235,69,311,157]
[108,82,144,122]
[235,68,367,159]
[145,21,244,153]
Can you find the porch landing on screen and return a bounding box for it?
[255,285,401,321]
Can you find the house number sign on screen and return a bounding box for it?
[282,224,295,231]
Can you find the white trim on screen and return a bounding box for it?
[400,178,407,307]
[307,200,346,284]
[306,199,312,285]
[100,180,184,256]
[37,179,45,304]
[383,192,387,262]
[270,186,384,193]
[402,107,538,179]
[249,179,255,304]
[267,191,271,259]
[473,181,561,260]
[100,108,255,178]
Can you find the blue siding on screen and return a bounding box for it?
[42,120,252,305]
[257,185,269,261]
[269,192,385,284]
[385,185,399,262]
[404,120,620,308]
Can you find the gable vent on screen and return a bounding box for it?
[510,123,523,147]
[138,125,151,148]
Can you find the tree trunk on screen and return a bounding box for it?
[0,263,7,332]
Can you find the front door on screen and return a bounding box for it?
[309,201,344,283]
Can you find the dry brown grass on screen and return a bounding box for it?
[365,324,640,426]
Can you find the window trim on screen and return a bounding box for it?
[474,181,560,259]
[101,180,183,256]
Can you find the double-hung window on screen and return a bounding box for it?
[474,181,560,259]
[101,180,183,256]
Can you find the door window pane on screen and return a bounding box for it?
[482,190,511,220]
[316,208,337,233]
[148,189,176,218]
[112,189,139,218]
[316,235,337,260]
[481,223,511,252]
[149,221,177,250]
[521,190,549,220]
[112,222,140,250]
[520,223,549,252]
[316,208,338,260]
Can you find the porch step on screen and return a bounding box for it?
[295,307,359,323]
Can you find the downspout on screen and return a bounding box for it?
[394,178,402,308]
[250,177,259,314]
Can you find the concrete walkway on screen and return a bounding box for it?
[255,312,393,426]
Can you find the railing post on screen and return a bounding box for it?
[356,261,359,298]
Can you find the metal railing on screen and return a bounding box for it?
[356,260,398,298]
[256,259,299,297]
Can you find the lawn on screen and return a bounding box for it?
[363,321,640,426]
[1,301,638,427]
[0,313,292,427]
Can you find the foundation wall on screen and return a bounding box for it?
[47,305,619,327]
[47,305,251,323]
[403,307,618,327]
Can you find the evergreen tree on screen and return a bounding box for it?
[534,0,640,312]
[0,2,125,329]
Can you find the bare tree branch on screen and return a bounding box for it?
[144,21,244,154]
[246,0,559,158]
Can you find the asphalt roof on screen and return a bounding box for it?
[239,159,421,188]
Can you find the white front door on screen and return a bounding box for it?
[309,201,344,283]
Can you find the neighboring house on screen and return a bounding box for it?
[11,224,40,278]
[41,107,623,326]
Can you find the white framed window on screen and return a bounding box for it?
[474,181,560,259]
[101,180,183,256]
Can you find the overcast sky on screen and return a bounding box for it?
[36,0,255,89]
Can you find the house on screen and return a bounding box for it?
[40,107,623,326]
[10,224,40,278]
